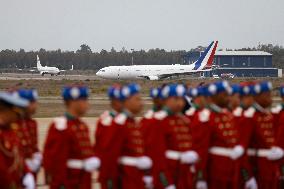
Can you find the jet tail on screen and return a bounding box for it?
[37,55,42,69]
[70,65,74,71]
[192,41,218,70]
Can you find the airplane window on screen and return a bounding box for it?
[180,69,184,70]
[101,70,105,72]
[136,70,140,71]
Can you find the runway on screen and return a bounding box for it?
[0,73,101,81]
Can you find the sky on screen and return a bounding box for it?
[0,0,284,52]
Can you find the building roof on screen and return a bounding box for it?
[215,51,272,56]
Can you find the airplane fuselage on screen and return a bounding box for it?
[96,64,198,80]
[38,66,60,75]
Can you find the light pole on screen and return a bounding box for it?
[131,49,134,65]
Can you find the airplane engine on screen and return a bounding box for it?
[147,76,159,80]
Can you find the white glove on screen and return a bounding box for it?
[196,180,208,189]
[267,147,284,161]
[245,177,258,189]
[143,176,153,189]
[137,156,153,170]
[165,184,176,189]
[84,157,101,172]
[180,150,199,164]
[230,145,245,160]
[22,173,35,189]
[26,152,42,172]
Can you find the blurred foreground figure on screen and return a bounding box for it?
[94,85,123,189]
[193,81,250,189]
[0,92,35,189]
[242,81,278,189]
[43,85,100,189]
[15,89,42,179]
[105,83,153,189]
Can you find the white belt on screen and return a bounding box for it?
[209,147,233,157]
[165,150,182,160]
[67,159,84,169]
[247,149,270,157]
[119,156,139,167]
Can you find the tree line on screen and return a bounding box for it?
[0,44,283,71]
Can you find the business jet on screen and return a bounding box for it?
[33,55,73,76]
[96,41,218,80]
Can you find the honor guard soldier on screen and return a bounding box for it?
[242,81,279,189]
[0,92,35,189]
[270,85,284,188]
[43,85,100,189]
[140,87,170,189]
[15,89,42,176]
[192,81,250,189]
[94,85,123,189]
[106,83,153,189]
[155,84,199,189]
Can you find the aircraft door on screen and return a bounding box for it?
[118,68,120,80]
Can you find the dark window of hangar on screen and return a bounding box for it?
[212,68,278,77]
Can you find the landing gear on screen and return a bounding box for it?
[51,74,54,76]
[41,73,45,76]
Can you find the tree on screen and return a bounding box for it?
[76,44,92,54]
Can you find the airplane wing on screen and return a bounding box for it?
[60,65,73,72]
[138,68,213,80]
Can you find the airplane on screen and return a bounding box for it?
[33,55,73,76]
[96,41,218,80]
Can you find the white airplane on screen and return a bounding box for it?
[96,41,218,80]
[33,55,73,76]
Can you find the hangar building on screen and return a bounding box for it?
[183,51,282,77]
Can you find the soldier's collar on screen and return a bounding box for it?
[122,109,134,119]
[191,103,200,110]
[209,104,226,113]
[152,105,160,112]
[162,106,174,115]
[65,112,77,120]
[253,103,269,114]
[109,109,118,117]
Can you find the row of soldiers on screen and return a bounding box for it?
[0,80,284,189]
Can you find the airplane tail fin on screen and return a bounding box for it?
[37,55,42,69]
[70,65,74,71]
[192,41,218,70]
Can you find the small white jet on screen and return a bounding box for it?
[96,41,218,80]
[33,55,73,76]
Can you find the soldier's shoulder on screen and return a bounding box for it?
[53,116,68,131]
[154,110,168,120]
[198,108,211,122]
[99,111,113,126]
[271,105,282,114]
[114,113,127,125]
[185,107,196,116]
[233,107,243,117]
[244,107,256,118]
[144,109,154,119]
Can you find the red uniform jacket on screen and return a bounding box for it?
[242,104,278,184]
[94,110,118,189]
[105,111,150,189]
[15,118,39,159]
[154,108,196,189]
[0,124,27,188]
[192,104,242,184]
[140,109,174,189]
[43,114,95,189]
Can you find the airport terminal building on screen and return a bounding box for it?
[184,51,282,77]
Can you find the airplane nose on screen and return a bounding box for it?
[96,71,101,77]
